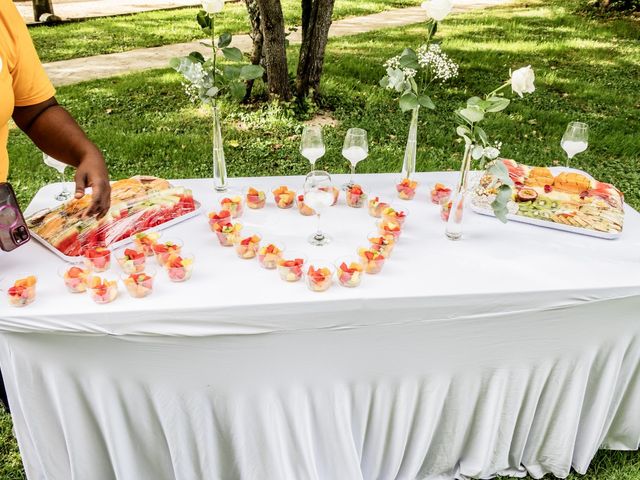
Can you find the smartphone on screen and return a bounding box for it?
[0,183,30,252]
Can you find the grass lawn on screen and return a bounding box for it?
[4,0,640,478]
[29,0,416,63]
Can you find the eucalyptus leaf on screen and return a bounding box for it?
[399,92,419,112]
[475,126,488,145]
[379,76,390,88]
[222,47,243,62]
[218,32,232,48]
[491,185,513,223]
[223,65,241,80]
[240,64,265,80]
[486,96,511,113]
[229,81,246,100]
[196,11,211,30]
[206,87,220,97]
[456,126,471,137]
[188,51,206,64]
[471,145,484,160]
[418,95,435,110]
[488,161,513,186]
[467,97,484,106]
[399,56,419,70]
[458,106,485,123]
[168,57,181,70]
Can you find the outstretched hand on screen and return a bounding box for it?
[74,153,111,219]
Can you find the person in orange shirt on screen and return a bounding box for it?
[0,0,110,218]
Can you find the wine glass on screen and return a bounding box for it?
[342,128,368,190]
[43,153,72,201]
[561,122,589,169]
[300,125,325,169]
[304,170,334,246]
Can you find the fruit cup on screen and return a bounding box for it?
[396,178,418,200]
[115,247,146,274]
[258,241,285,269]
[153,239,183,267]
[87,275,118,304]
[296,194,316,216]
[306,261,334,292]
[59,264,89,293]
[245,187,266,210]
[335,258,364,288]
[367,231,395,258]
[319,185,339,206]
[431,183,452,205]
[208,210,233,232]
[368,195,391,218]
[272,185,296,209]
[357,247,386,274]
[83,244,111,272]
[133,231,161,257]
[234,230,262,259]
[122,267,156,299]
[381,205,409,227]
[6,276,37,307]
[220,193,244,218]
[214,221,242,247]
[165,253,195,282]
[277,253,306,282]
[441,199,453,222]
[346,184,367,208]
[377,220,402,242]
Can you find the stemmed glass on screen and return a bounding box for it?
[43,153,72,201]
[341,128,368,190]
[561,122,589,169]
[304,170,334,246]
[300,125,325,169]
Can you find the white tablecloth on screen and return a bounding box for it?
[0,172,639,480]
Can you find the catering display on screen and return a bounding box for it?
[26,176,200,260]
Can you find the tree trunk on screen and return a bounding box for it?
[32,0,55,22]
[243,0,265,100]
[296,0,336,100]
[256,0,291,100]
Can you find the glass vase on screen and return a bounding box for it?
[212,102,228,192]
[401,107,419,179]
[445,143,473,241]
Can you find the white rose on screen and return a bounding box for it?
[511,65,535,98]
[202,0,224,14]
[421,0,453,21]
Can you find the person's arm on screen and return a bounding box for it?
[12,97,111,218]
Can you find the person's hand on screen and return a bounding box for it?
[74,152,111,219]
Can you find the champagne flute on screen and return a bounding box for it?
[341,128,368,190]
[561,122,589,169]
[304,170,334,246]
[43,153,72,201]
[300,125,325,169]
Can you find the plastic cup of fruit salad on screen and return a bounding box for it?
[245,187,267,210]
[296,194,316,216]
[277,253,307,282]
[377,220,402,242]
[257,241,285,269]
[214,221,242,247]
[115,247,146,274]
[83,244,111,273]
[430,183,452,205]
[335,258,364,288]
[153,239,183,267]
[368,195,391,218]
[367,231,395,258]
[58,263,90,293]
[381,204,409,227]
[207,209,233,232]
[306,260,335,292]
[121,266,156,299]
[271,185,296,209]
[219,191,244,218]
[133,231,161,257]
[346,184,367,208]
[234,230,262,260]
[86,274,119,304]
[396,178,418,200]
[358,247,386,275]
[165,252,195,282]
[6,275,37,307]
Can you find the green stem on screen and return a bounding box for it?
[486,81,510,100]
[211,14,217,87]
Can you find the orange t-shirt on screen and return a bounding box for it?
[0,0,55,182]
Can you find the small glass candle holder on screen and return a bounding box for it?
[345,184,367,208]
[214,221,242,247]
[219,192,244,218]
[319,185,339,206]
[381,204,409,227]
[207,210,233,232]
[87,275,118,304]
[115,246,146,274]
[358,247,386,274]
[431,183,452,205]
[165,252,195,282]
[132,231,161,257]
[306,260,334,292]
[234,230,262,259]
[396,178,418,200]
[122,267,156,299]
[277,253,307,282]
[6,275,37,307]
[257,241,285,269]
[271,185,296,209]
[59,263,90,293]
[377,220,402,242]
[245,187,267,210]
[83,244,111,272]
[153,239,183,267]
[368,195,391,218]
[296,194,316,216]
[335,258,364,288]
[367,231,395,258]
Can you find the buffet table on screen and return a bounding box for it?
[1,172,639,480]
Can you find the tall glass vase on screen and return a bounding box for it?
[401,107,420,179]
[445,143,473,241]
[212,102,228,192]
